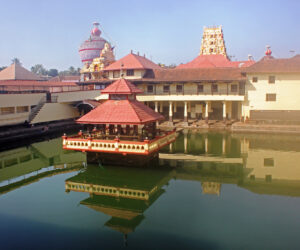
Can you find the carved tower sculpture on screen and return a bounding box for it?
[199,26,228,58]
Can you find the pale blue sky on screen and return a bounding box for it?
[0,0,299,70]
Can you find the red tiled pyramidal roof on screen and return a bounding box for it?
[177,55,255,69]
[76,99,164,125]
[104,53,161,70]
[101,78,143,94]
[0,63,43,80]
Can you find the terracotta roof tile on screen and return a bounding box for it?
[0,80,77,86]
[48,75,80,82]
[177,55,255,69]
[104,53,161,71]
[101,78,143,94]
[244,55,300,73]
[141,68,245,82]
[77,99,163,125]
[0,63,43,80]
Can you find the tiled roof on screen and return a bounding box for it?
[0,63,43,80]
[0,80,77,86]
[48,75,80,82]
[177,55,255,69]
[101,78,143,94]
[76,99,164,125]
[142,68,245,82]
[104,53,161,71]
[244,55,300,73]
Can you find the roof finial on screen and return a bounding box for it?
[265,45,272,56]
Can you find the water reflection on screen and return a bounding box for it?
[162,130,300,197]
[65,166,175,246]
[0,137,86,193]
[1,132,300,248]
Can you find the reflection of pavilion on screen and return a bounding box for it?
[65,166,174,242]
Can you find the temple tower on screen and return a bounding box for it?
[199,26,227,58]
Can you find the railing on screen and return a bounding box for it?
[62,130,177,155]
[28,96,47,122]
[142,88,243,96]
[0,85,96,94]
[65,181,150,200]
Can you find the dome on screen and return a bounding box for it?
[79,22,107,64]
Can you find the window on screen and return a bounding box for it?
[266,93,276,101]
[265,175,272,182]
[147,85,153,93]
[231,84,238,92]
[212,84,218,92]
[163,85,170,93]
[126,69,134,76]
[268,75,275,84]
[113,70,120,78]
[198,84,204,93]
[0,107,15,115]
[16,106,29,113]
[252,77,258,83]
[264,158,274,167]
[210,48,213,53]
[176,85,183,93]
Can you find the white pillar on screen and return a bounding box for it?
[155,101,158,112]
[222,101,226,121]
[184,101,188,122]
[169,101,173,122]
[169,143,173,153]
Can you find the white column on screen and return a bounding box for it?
[169,143,173,153]
[222,101,226,120]
[184,101,188,122]
[169,101,173,122]
[155,101,158,112]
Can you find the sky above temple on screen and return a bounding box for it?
[0,0,299,70]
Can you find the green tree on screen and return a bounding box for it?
[11,58,21,65]
[31,64,47,75]
[0,66,7,71]
[48,69,58,77]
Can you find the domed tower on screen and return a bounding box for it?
[79,22,107,65]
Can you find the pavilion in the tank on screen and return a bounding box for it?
[62,77,176,166]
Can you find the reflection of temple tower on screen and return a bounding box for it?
[199,26,227,58]
[201,182,221,196]
[65,166,174,245]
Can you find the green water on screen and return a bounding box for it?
[1,131,300,249]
